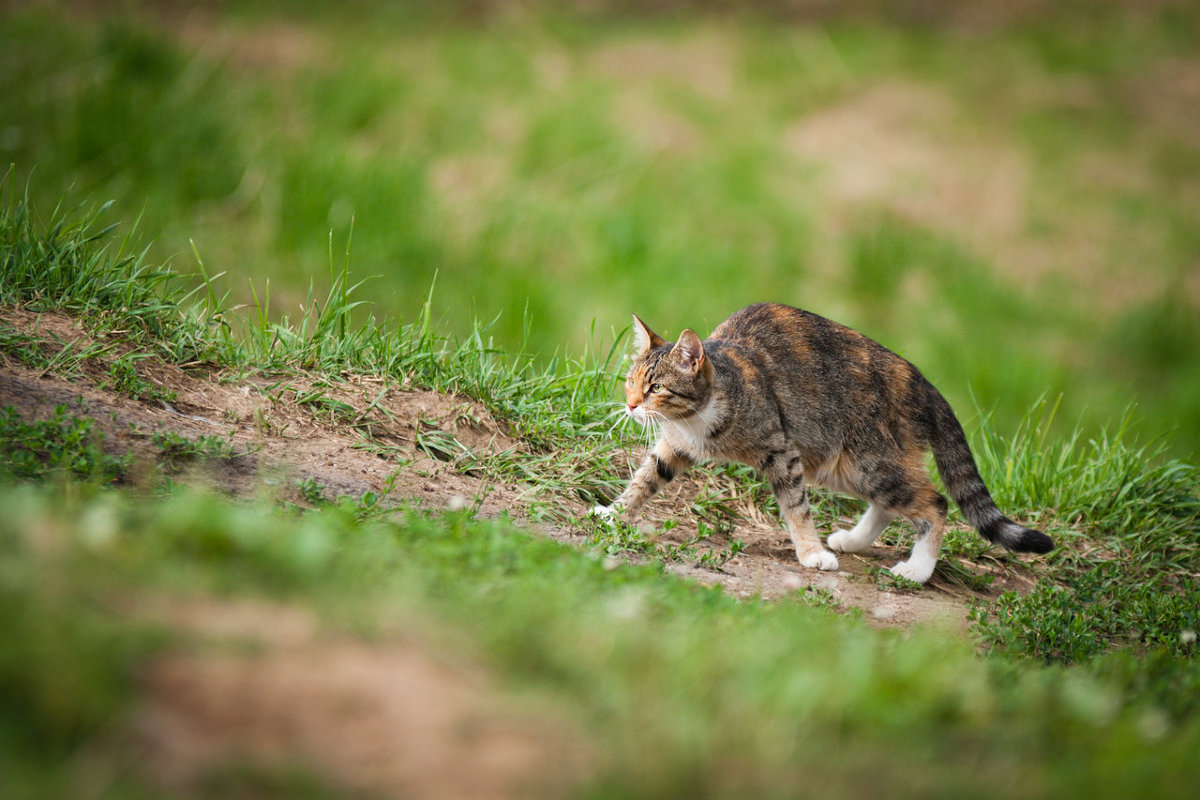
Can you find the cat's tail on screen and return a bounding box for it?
[926,388,1054,554]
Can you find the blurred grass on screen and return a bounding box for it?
[4,482,1199,799]
[2,0,1199,455]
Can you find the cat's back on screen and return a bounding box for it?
[707,302,866,360]
[706,302,918,413]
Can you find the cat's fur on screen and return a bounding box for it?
[594,302,1053,583]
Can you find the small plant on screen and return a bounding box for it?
[970,562,1200,665]
[587,515,655,557]
[867,565,924,593]
[794,586,844,612]
[297,476,327,506]
[152,430,236,467]
[0,404,129,483]
[104,353,176,404]
[698,536,745,569]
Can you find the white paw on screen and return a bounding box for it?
[589,504,616,520]
[889,560,934,584]
[827,529,868,554]
[799,548,839,572]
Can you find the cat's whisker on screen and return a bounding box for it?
[610,413,637,440]
[601,405,627,431]
[601,405,627,421]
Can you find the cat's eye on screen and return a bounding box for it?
[648,383,663,394]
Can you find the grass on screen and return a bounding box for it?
[1,169,1198,797]
[2,4,1200,792]
[2,1,1200,457]
[3,481,1199,800]
[0,405,130,484]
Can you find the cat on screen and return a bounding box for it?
[592,302,1053,583]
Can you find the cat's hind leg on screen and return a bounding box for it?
[889,488,949,584]
[857,459,948,584]
[827,504,894,553]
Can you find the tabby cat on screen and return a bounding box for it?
[593,303,1053,583]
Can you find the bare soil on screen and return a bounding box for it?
[1,307,1042,797]
[131,596,586,800]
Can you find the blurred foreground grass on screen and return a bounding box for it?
[2,0,1199,460]
[4,483,1199,799]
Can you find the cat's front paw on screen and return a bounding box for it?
[798,548,839,572]
[827,529,869,554]
[889,559,934,584]
[589,504,620,521]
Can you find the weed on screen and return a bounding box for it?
[970,562,1199,664]
[297,476,328,506]
[586,515,656,557]
[867,565,924,594]
[698,536,745,568]
[103,352,176,403]
[0,405,129,483]
[151,430,236,468]
[794,586,844,612]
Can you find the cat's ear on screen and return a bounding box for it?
[672,329,705,375]
[631,315,665,356]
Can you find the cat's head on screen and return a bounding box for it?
[623,315,711,425]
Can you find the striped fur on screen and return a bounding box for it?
[600,303,1052,583]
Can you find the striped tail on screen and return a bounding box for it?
[926,389,1054,554]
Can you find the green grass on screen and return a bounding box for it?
[0,405,131,484]
[2,480,1198,799]
[2,7,1200,793]
[2,1,1199,457]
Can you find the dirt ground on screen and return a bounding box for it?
[130,596,587,800]
[1,307,1043,798]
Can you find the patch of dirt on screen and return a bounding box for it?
[1135,56,1200,145]
[780,78,1200,314]
[0,308,526,516]
[131,597,585,799]
[614,90,705,157]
